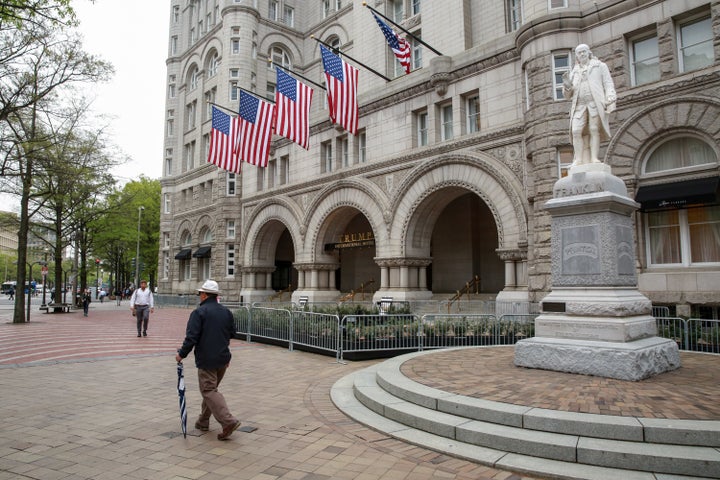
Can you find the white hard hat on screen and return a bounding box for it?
[197,279,220,294]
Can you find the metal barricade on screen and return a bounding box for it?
[292,311,341,356]
[655,317,688,350]
[340,314,420,362]
[687,318,720,354]
[248,306,293,346]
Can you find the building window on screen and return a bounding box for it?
[280,155,289,184]
[322,141,332,173]
[416,110,428,146]
[165,149,173,176]
[644,137,717,174]
[357,130,367,163]
[207,52,219,77]
[552,51,571,100]
[411,0,421,16]
[267,158,276,188]
[269,46,291,70]
[630,34,659,86]
[232,39,240,55]
[338,136,349,168]
[230,81,239,101]
[162,251,169,279]
[227,220,236,239]
[226,244,235,276]
[186,101,197,130]
[322,0,330,18]
[411,31,422,70]
[204,88,216,120]
[506,0,522,33]
[230,68,239,78]
[390,0,403,22]
[465,94,480,134]
[266,82,275,100]
[440,103,453,141]
[557,147,573,178]
[227,172,236,195]
[189,67,200,90]
[549,0,567,9]
[166,118,174,137]
[647,206,720,266]
[163,232,171,248]
[170,36,178,56]
[678,14,713,73]
[164,193,171,214]
[173,5,180,23]
[269,0,278,21]
[256,168,264,191]
[283,5,294,27]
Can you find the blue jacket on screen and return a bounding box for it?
[177,297,235,369]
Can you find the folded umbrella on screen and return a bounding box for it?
[177,362,187,438]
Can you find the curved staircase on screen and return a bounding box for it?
[331,349,720,480]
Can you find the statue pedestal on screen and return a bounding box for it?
[515,164,680,381]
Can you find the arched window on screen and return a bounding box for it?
[207,52,219,78]
[644,137,717,174]
[188,65,200,90]
[181,230,192,246]
[268,46,291,70]
[327,35,341,51]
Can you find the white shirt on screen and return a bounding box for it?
[130,287,154,308]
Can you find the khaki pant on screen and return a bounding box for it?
[196,366,237,428]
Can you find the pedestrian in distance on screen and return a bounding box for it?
[81,289,92,317]
[130,280,154,337]
[8,286,14,301]
[175,279,241,440]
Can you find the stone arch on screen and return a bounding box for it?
[607,96,720,177]
[260,35,303,66]
[193,215,215,243]
[242,198,303,266]
[302,179,390,264]
[176,219,194,246]
[390,154,528,258]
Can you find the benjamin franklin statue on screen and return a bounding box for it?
[562,44,617,166]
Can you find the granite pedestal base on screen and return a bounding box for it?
[514,336,681,381]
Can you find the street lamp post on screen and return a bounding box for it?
[135,206,144,287]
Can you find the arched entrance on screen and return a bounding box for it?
[429,191,503,294]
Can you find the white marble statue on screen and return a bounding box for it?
[563,44,617,166]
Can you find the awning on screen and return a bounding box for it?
[635,177,719,211]
[174,248,192,260]
[192,246,212,258]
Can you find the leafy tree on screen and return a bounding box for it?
[0,22,112,322]
[0,0,76,29]
[92,177,160,293]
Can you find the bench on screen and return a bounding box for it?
[40,303,72,313]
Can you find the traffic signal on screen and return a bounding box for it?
[95,258,100,265]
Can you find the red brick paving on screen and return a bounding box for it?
[401,346,720,420]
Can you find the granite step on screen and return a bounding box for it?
[331,350,720,479]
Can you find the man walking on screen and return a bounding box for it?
[175,279,241,440]
[130,280,154,337]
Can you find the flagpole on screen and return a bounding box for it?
[209,102,238,115]
[238,87,276,104]
[269,60,326,91]
[362,2,444,57]
[311,35,392,82]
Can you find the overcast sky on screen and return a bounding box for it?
[73,0,169,182]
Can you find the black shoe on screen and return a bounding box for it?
[137,333,141,337]
[143,332,147,337]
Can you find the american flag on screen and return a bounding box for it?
[275,67,314,150]
[372,12,411,74]
[237,90,276,168]
[320,44,359,135]
[207,106,241,174]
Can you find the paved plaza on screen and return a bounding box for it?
[0,297,535,480]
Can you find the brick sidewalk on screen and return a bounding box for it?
[401,346,720,420]
[0,303,537,480]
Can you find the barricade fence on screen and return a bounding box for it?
[233,307,720,359]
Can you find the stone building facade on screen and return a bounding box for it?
[159,0,720,317]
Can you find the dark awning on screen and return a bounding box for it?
[635,177,720,211]
[174,248,192,260]
[192,246,212,258]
